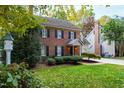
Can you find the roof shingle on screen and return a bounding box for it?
[42,17,81,31]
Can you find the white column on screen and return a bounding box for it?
[6,50,11,65]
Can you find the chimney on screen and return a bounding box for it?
[94,21,101,56]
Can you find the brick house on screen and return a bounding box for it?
[40,17,82,57]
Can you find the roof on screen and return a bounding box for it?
[68,39,81,46]
[80,38,90,45]
[67,38,90,46]
[42,17,81,31]
[4,33,14,41]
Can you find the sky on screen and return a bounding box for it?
[93,5,124,19]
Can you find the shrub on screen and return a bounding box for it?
[54,57,64,64]
[96,56,101,59]
[63,56,71,61]
[0,63,43,88]
[81,53,101,60]
[47,58,56,65]
[63,56,82,64]
[69,56,82,64]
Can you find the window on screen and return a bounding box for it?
[55,46,64,56]
[70,32,74,39]
[42,29,47,38]
[57,30,63,39]
[69,32,76,39]
[57,46,62,56]
[41,29,50,38]
[41,45,46,56]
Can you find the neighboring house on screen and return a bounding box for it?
[82,21,115,57]
[101,34,115,57]
[40,17,83,57]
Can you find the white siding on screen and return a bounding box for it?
[86,30,95,54]
[101,40,115,57]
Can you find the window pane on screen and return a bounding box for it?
[70,32,74,39]
[41,45,46,56]
[57,30,62,39]
[57,46,62,56]
[42,29,47,38]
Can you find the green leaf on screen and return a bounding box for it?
[7,72,13,80]
[12,79,18,87]
[15,75,21,79]
[7,78,13,82]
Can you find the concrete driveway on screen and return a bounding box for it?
[91,58,124,65]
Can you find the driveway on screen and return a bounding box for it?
[91,58,124,65]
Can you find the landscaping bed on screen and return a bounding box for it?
[46,54,101,66]
[82,59,99,63]
[47,56,82,66]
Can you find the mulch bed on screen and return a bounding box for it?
[81,59,99,63]
[34,59,102,69]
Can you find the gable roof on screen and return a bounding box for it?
[42,17,81,31]
[67,39,81,46]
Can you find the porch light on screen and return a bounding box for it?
[4,33,14,65]
[75,47,78,50]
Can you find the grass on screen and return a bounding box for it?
[35,64,124,88]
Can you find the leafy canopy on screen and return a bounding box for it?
[0,5,46,36]
[34,5,94,29]
[102,17,124,41]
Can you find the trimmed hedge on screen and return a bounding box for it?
[47,58,56,65]
[81,53,101,60]
[54,57,64,64]
[47,56,82,65]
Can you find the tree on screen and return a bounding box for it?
[66,5,95,29]
[0,5,45,36]
[0,5,46,66]
[11,28,41,68]
[102,17,124,56]
[99,15,111,26]
[35,5,95,29]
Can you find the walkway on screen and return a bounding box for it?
[91,58,124,65]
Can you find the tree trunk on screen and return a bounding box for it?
[28,5,33,15]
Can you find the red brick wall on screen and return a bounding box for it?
[41,27,80,56]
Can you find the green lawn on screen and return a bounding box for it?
[35,64,124,88]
